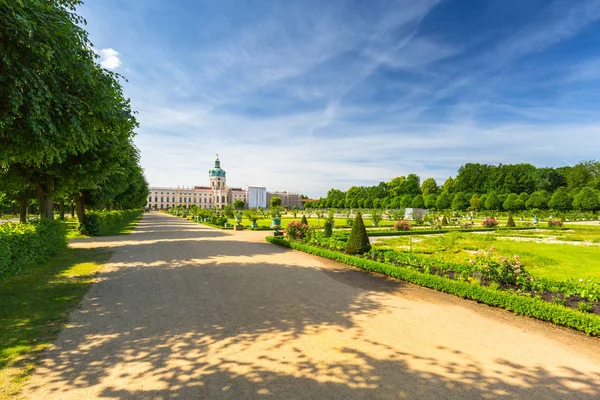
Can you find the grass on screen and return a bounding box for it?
[0,248,112,399]
[374,230,600,281]
[64,212,143,239]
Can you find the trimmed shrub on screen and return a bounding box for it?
[81,210,142,236]
[0,220,68,279]
[300,215,308,225]
[323,219,333,238]
[506,215,516,228]
[345,212,371,255]
[441,215,449,225]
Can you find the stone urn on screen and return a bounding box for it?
[271,217,281,229]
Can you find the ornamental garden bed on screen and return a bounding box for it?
[266,230,600,336]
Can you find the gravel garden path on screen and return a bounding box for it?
[22,212,600,399]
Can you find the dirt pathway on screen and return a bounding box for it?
[22,212,600,399]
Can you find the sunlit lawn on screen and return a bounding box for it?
[374,230,600,281]
[0,248,112,400]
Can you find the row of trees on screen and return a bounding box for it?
[0,0,148,224]
[310,161,600,212]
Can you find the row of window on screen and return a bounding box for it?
[149,195,229,204]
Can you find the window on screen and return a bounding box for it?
[148,196,152,203]
[221,195,225,203]
[160,197,164,202]
[155,196,158,202]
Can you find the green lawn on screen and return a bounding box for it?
[374,231,600,281]
[0,248,112,400]
[226,216,397,229]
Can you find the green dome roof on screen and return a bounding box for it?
[209,157,226,177]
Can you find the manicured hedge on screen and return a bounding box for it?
[0,220,68,280]
[361,226,537,237]
[266,237,600,336]
[81,209,142,236]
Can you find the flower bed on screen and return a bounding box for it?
[266,236,600,336]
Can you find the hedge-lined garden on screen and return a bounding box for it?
[0,220,67,280]
[266,235,600,336]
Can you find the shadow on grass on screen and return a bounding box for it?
[0,247,112,399]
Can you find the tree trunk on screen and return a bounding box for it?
[59,200,65,220]
[19,199,27,223]
[74,194,85,229]
[71,204,75,218]
[36,182,54,220]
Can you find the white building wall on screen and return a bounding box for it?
[246,186,267,208]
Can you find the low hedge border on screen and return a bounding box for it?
[357,227,537,237]
[266,236,600,336]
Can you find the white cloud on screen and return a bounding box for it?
[99,48,121,70]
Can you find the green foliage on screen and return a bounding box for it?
[506,214,516,227]
[270,196,282,208]
[572,187,599,211]
[441,215,449,225]
[233,199,245,210]
[266,237,600,336]
[435,192,452,210]
[80,210,142,236]
[323,219,333,238]
[451,192,470,211]
[548,187,572,211]
[503,193,525,212]
[300,214,308,225]
[0,220,67,279]
[345,212,371,255]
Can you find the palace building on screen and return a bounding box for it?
[147,156,300,210]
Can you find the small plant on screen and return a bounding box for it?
[461,222,473,229]
[578,301,594,313]
[441,215,449,225]
[481,218,498,228]
[345,212,371,255]
[551,295,566,306]
[346,218,354,227]
[392,220,412,231]
[323,218,333,238]
[285,221,311,241]
[548,219,563,228]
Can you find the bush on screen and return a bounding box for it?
[482,218,498,228]
[548,219,563,228]
[392,220,411,231]
[345,212,371,255]
[0,220,68,279]
[300,215,308,225]
[441,215,449,225]
[285,221,311,240]
[81,210,142,236]
[323,219,333,238]
[506,215,516,228]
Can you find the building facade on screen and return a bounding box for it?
[148,157,247,210]
[266,191,303,209]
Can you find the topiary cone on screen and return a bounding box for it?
[506,214,516,227]
[441,215,449,225]
[345,212,371,255]
[300,214,308,225]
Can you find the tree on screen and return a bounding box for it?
[526,191,549,210]
[400,194,413,208]
[364,198,373,208]
[572,187,599,211]
[345,212,371,255]
[469,193,483,211]
[451,192,470,211]
[548,187,572,211]
[234,199,245,210]
[372,198,381,208]
[424,194,437,209]
[411,195,425,208]
[435,192,452,210]
[484,191,502,211]
[420,178,439,196]
[270,196,282,208]
[402,174,421,196]
[1,0,126,219]
[503,193,525,212]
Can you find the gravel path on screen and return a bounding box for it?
[23,212,600,399]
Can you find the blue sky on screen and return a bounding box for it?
[80,0,600,197]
